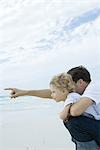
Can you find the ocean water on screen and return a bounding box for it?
[0,95,46,112]
[0,90,59,112]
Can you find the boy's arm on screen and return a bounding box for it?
[5,88,52,99]
[59,104,72,121]
[70,97,93,116]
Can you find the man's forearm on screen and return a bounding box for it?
[25,89,52,99]
[70,97,93,116]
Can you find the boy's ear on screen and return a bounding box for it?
[63,90,65,93]
[63,88,67,93]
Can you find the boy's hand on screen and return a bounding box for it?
[4,88,24,98]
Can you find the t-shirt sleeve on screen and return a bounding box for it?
[64,93,80,107]
[82,82,100,105]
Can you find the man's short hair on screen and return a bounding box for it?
[67,66,91,83]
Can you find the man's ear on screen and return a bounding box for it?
[77,79,83,85]
[79,79,84,84]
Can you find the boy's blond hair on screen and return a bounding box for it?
[50,73,75,92]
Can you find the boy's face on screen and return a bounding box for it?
[50,85,68,102]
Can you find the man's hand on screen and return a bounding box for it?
[4,88,26,98]
[59,104,72,121]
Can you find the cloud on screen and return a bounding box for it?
[0,0,100,89]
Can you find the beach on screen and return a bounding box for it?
[0,108,75,150]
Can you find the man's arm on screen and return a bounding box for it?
[5,88,52,99]
[70,97,94,116]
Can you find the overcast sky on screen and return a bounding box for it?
[0,0,100,89]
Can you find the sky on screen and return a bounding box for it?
[0,1,100,91]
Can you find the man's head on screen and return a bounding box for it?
[67,66,91,94]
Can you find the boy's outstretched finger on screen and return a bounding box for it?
[5,88,15,92]
[4,88,16,95]
[4,88,14,91]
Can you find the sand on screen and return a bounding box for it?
[0,109,75,150]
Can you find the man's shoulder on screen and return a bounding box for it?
[86,81,100,90]
[82,80,100,104]
[83,80,100,97]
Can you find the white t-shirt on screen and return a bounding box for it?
[82,81,100,120]
[64,92,81,107]
[64,81,100,120]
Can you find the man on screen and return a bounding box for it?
[63,66,100,149]
[5,66,100,149]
